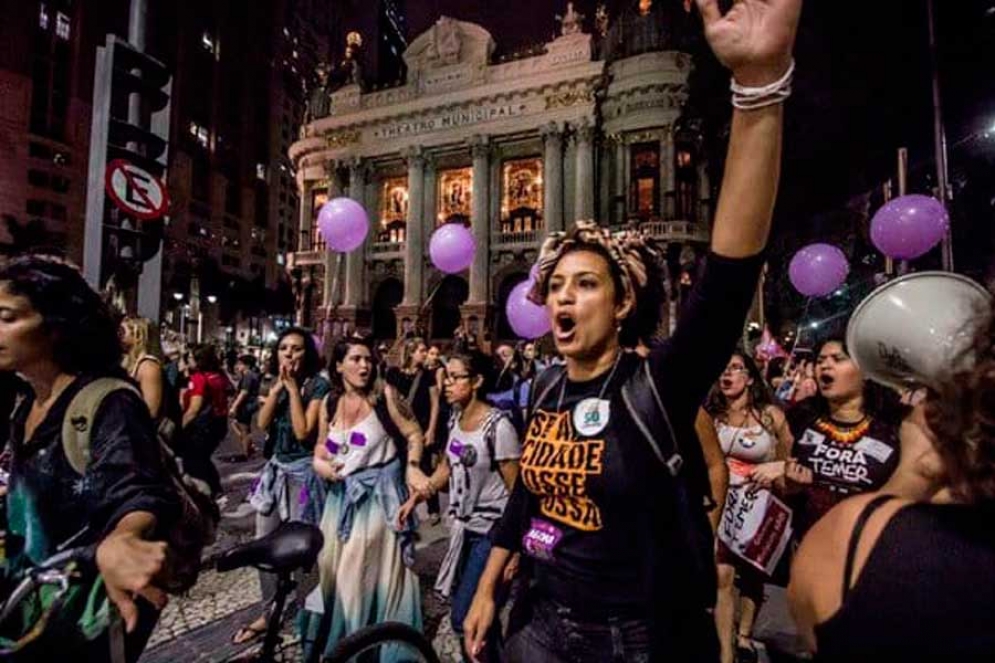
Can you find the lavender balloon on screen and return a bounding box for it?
[429,223,476,274]
[870,194,949,260]
[507,279,551,339]
[317,197,369,253]
[789,243,849,298]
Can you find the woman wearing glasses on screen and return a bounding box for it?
[399,350,522,662]
[705,351,792,663]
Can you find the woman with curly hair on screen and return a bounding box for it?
[0,255,177,660]
[705,351,792,663]
[462,2,802,659]
[789,308,995,661]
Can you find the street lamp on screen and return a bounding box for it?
[207,295,218,304]
[172,292,184,301]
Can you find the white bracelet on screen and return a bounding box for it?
[730,59,795,110]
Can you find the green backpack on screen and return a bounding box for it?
[60,378,218,594]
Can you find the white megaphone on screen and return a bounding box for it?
[846,271,992,391]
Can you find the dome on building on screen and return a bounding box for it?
[603,0,699,62]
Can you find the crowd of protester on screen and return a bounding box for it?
[2,2,995,662]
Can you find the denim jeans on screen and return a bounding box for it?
[450,532,500,662]
[503,595,652,663]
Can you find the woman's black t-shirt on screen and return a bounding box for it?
[788,410,901,536]
[491,252,764,619]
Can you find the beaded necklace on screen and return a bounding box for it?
[814,416,871,445]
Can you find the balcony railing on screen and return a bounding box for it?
[618,219,709,244]
[371,241,404,256]
[492,229,541,248]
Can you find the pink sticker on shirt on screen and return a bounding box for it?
[522,518,564,562]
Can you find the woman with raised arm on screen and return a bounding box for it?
[302,337,426,661]
[462,2,801,660]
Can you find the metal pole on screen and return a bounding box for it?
[897,148,910,275]
[927,0,954,271]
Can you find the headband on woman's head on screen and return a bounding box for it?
[528,220,659,305]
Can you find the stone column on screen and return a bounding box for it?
[344,158,366,307]
[662,127,676,219]
[613,136,627,224]
[322,160,342,309]
[298,181,314,251]
[541,123,564,233]
[402,147,426,306]
[574,121,596,222]
[469,135,491,304]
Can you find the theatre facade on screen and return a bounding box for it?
[287,8,711,342]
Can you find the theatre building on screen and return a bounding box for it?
[287,4,712,342]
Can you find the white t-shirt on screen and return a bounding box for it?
[446,410,522,523]
[324,408,397,477]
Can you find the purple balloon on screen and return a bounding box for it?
[429,223,475,274]
[870,194,949,260]
[789,243,849,298]
[317,197,369,253]
[506,279,551,339]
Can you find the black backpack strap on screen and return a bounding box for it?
[842,494,897,602]
[483,408,509,472]
[527,364,566,421]
[375,396,408,466]
[620,360,683,477]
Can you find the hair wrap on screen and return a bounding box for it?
[528,220,660,305]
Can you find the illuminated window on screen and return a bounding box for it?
[629,143,660,220]
[55,12,70,40]
[201,31,217,54]
[188,122,209,148]
[501,158,543,234]
[437,168,473,226]
[380,177,409,241]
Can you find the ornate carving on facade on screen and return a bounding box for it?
[557,3,585,37]
[304,63,331,123]
[545,87,594,110]
[427,17,462,67]
[325,129,361,149]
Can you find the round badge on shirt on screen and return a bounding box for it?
[573,397,611,436]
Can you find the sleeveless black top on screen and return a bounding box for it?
[815,497,995,662]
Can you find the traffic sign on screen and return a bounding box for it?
[105,159,169,220]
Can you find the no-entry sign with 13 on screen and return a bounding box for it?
[105,159,169,220]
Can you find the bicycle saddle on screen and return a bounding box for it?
[216,522,324,573]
